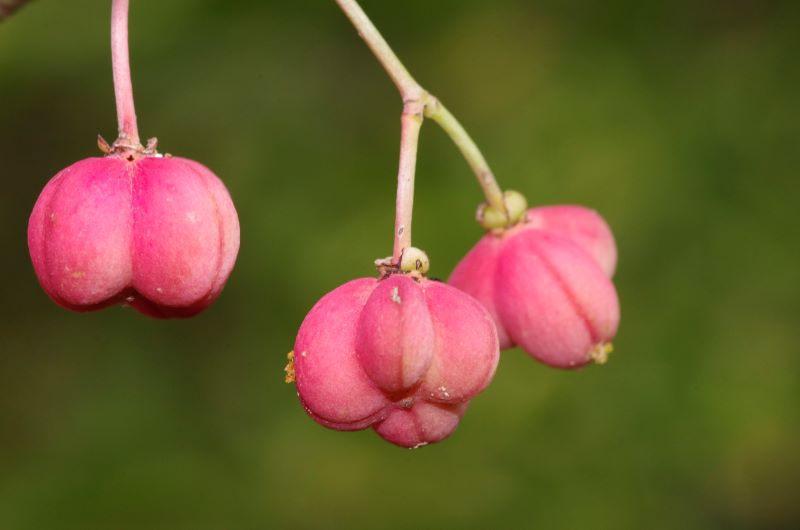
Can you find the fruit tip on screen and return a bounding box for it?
[590,342,614,365]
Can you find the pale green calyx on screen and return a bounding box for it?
[476,190,528,231]
[399,246,430,275]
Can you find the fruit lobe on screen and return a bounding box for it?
[28,155,239,318]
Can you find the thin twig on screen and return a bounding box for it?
[334,0,507,218]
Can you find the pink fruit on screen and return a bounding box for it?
[449,205,619,368]
[28,154,240,318]
[291,273,499,448]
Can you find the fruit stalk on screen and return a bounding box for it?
[392,102,423,261]
[333,0,508,221]
[111,0,140,147]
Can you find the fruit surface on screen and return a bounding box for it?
[28,155,239,318]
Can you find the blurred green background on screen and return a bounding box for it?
[1,1,798,528]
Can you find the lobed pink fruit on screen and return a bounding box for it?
[292,274,499,448]
[449,205,619,368]
[28,155,240,318]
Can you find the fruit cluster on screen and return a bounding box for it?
[289,199,619,448]
[25,0,620,449]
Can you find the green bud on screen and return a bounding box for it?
[476,190,529,230]
[503,190,528,225]
[399,247,430,275]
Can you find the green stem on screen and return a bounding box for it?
[334,0,421,101]
[333,0,508,218]
[424,98,505,213]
